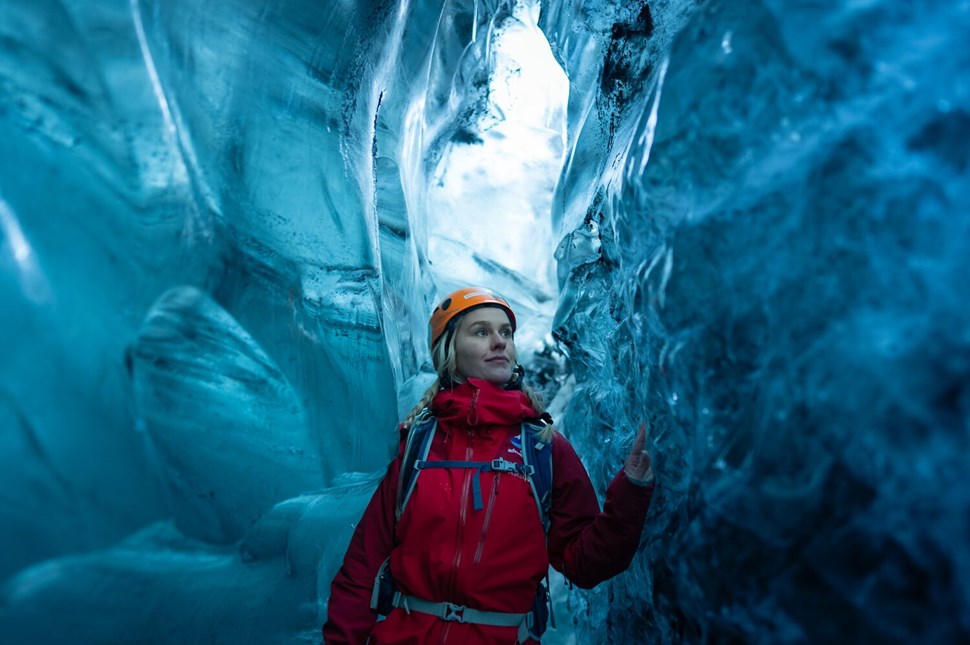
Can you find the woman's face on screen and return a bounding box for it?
[453,307,515,385]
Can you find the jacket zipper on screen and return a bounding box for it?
[442,430,475,644]
[473,474,501,564]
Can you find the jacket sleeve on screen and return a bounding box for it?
[546,433,654,589]
[323,439,404,644]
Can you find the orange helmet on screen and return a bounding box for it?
[428,287,516,349]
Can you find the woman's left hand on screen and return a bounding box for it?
[624,422,654,484]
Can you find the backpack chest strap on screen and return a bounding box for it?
[414,458,534,511]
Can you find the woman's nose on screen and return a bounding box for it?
[491,332,507,348]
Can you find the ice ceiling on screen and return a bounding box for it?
[2,0,969,643]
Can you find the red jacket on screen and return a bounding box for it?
[324,379,653,644]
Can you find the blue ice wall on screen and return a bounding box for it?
[548,1,970,643]
[1,0,419,640]
[2,0,969,643]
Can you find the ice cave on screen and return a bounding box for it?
[1,0,968,643]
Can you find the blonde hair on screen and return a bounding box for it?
[402,312,555,443]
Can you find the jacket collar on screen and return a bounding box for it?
[431,378,537,430]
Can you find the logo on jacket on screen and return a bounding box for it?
[506,435,523,460]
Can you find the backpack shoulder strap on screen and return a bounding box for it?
[396,410,437,523]
[520,421,553,534]
[520,420,556,638]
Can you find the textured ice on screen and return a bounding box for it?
[549,1,970,643]
[2,0,969,643]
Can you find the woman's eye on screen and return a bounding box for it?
[501,330,513,338]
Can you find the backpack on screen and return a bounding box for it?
[396,410,553,531]
[373,409,556,640]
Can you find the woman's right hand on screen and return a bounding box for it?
[623,422,654,484]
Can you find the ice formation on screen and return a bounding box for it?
[1,0,968,643]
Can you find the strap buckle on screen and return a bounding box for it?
[490,458,534,477]
[443,602,467,622]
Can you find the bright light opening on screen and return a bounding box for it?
[425,0,569,355]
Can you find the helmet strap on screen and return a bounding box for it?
[435,320,460,389]
[439,372,458,389]
[504,364,526,390]
[442,320,458,360]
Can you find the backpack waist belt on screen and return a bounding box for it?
[391,592,534,638]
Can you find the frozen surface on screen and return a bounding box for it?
[2,0,969,643]
[548,1,970,643]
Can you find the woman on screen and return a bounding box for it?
[324,287,654,644]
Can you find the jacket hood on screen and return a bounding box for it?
[431,378,537,430]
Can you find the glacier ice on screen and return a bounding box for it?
[2,0,970,643]
[549,1,970,643]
